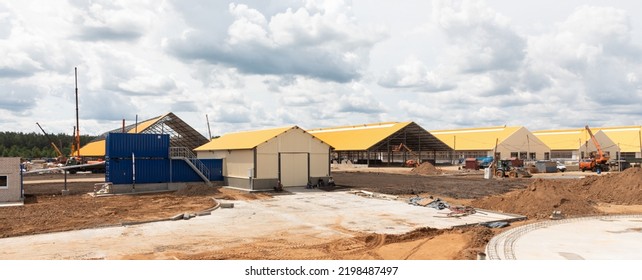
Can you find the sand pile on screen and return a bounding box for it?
[411,162,442,175]
[472,167,642,219]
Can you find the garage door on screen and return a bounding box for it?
[280,153,308,187]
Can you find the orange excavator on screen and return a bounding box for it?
[579,125,610,172]
[392,143,420,167]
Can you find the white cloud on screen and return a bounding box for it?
[378,58,455,91]
[165,1,386,83]
[3,0,642,136]
[433,0,526,73]
[527,5,642,106]
[70,0,157,42]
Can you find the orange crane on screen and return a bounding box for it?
[580,125,610,172]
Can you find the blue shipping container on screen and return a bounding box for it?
[106,133,169,159]
[106,158,170,184]
[170,159,223,182]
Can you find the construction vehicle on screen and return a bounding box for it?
[477,156,494,169]
[494,159,532,178]
[392,143,420,167]
[36,122,67,164]
[579,125,610,172]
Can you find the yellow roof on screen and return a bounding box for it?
[429,126,522,150]
[194,126,297,151]
[532,128,588,150]
[594,126,642,153]
[127,116,162,133]
[307,122,412,151]
[532,126,641,151]
[76,115,165,157]
[77,140,105,157]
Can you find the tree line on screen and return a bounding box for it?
[0,131,95,159]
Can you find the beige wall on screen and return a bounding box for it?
[0,157,22,203]
[496,127,550,160]
[580,131,619,159]
[255,128,330,180]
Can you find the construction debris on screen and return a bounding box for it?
[408,196,450,210]
[93,183,112,195]
[350,190,398,200]
[550,210,563,220]
[482,221,510,228]
[446,206,477,217]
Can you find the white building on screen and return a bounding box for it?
[0,157,23,204]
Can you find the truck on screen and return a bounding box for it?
[579,125,610,172]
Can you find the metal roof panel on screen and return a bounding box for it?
[194,126,297,151]
[429,126,522,150]
[308,122,412,151]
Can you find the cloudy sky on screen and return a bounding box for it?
[2,0,642,137]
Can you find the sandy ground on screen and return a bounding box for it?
[2,165,641,260]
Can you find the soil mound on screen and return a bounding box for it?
[411,162,441,175]
[472,167,642,219]
[175,184,221,196]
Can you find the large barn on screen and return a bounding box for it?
[532,128,618,161]
[194,126,332,190]
[430,126,551,162]
[307,122,451,166]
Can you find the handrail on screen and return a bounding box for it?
[170,147,210,181]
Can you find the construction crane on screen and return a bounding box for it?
[36,122,67,164]
[74,67,81,158]
[580,125,610,172]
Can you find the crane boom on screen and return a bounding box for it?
[585,125,606,160]
[36,122,65,161]
[74,67,81,158]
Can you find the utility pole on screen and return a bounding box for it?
[206,114,212,139]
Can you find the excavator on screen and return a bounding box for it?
[579,125,610,172]
[392,143,420,167]
[36,122,67,164]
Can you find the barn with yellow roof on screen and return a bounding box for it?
[76,112,208,158]
[307,122,451,166]
[429,126,550,162]
[533,127,617,161]
[195,126,332,190]
[533,125,642,162]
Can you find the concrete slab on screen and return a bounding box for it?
[486,214,642,260]
[0,188,520,259]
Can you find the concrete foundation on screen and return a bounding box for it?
[226,176,332,191]
[486,214,642,260]
[109,182,188,194]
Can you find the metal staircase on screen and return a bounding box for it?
[170,147,211,186]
